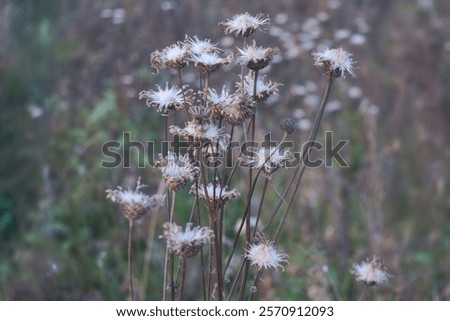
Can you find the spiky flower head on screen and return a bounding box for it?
[106,177,165,221]
[155,152,199,191]
[240,146,295,177]
[280,118,296,134]
[139,83,188,115]
[236,41,279,71]
[238,72,280,102]
[312,47,356,79]
[245,236,288,271]
[351,255,392,286]
[150,41,189,72]
[169,119,228,148]
[161,222,214,258]
[186,35,223,56]
[190,182,240,210]
[222,93,255,126]
[220,12,270,37]
[189,52,232,75]
[209,86,234,120]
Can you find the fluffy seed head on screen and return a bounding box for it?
[139,83,187,115]
[351,255,392,286]
[236,41,279,71]
[240,146,295,177]
[105,177,165,220]
[245,237,288,271]
[155,152,199,191]
[220,12,270,37]
[189,52,232,75]
[312,47,356,78]
[238,72,280,102]
[186,35,223,55]
[190,182,240,210]
[161,222,214,257]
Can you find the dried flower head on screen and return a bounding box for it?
[139,83,187,115]
[152,41,190,72]
[186,35,223,55]
[222,93,255,126]
[351,255,392,286]
[312,47,356,78]
[240,146,295,177]
[209,87,234,120]
[106,177,165,220]
[236,41,279,71]
[161,222,214,257]
[245,236,288,271]
[156,152,199,191]
[169,119,228,148]
[239,72,280,102]
[189,52,232,75]
[280,118,296,134]
[190,182,240,209]
[220,12,270,37]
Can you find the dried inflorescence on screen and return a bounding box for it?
[220,12,270,37]
[240,146,295,177]
[155,152,199,191]
[245,235,289,271]
[106,177,165,220]
[236,41,279,71]
[139,83,189,115]
[150,41,190,72]
[351,255,392,286]
[189,51,233,75]
[169,115,229,148]
[280,118,297,134]
[238,72,280,102]
[190,182,240,210]
[161,222,214,258]
[221,93,256,126]
[312,47,356,79]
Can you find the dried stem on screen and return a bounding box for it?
[177,257,187,300]
[128,219,134,301]
[273,76,334,242]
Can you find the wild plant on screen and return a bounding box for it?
[107,12,363,301]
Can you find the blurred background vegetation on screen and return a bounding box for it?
[0,0,449,300]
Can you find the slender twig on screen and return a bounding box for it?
[128,219,134,301]
[248,270,262,301]
[253,178,268,238]
[273,76,334,242]
[177,257,187,300]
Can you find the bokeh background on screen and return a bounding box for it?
[1,0,449,300]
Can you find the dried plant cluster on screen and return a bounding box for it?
[106,12,389,301]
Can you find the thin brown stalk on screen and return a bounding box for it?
[273,76,334,242]
[177,257,187,300]
[128,219,134,301]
